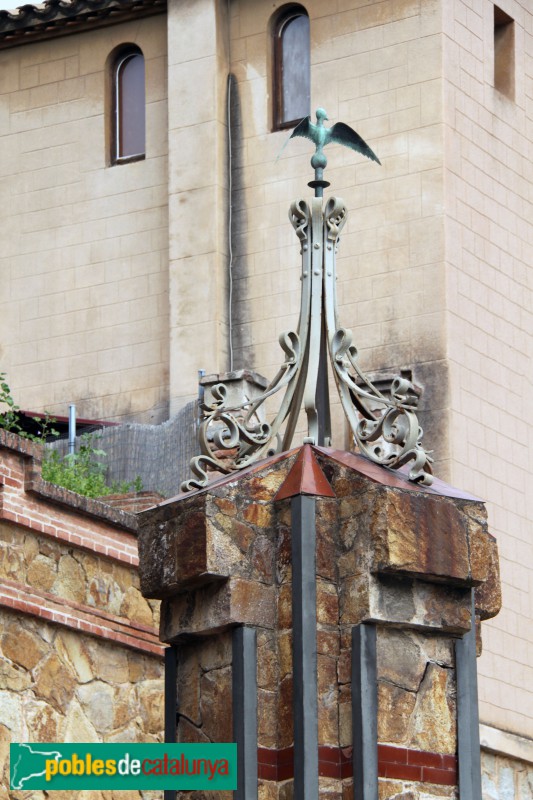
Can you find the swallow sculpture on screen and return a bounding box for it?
[291,107,381,169]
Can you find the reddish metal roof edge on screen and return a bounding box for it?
[19,410,119,427]
[154,447,303,507]
[164,444,482,507]
[313,447,483,502]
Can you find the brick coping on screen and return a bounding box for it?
[0,577,164,657]
[0,429,139,533]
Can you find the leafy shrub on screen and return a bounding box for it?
[0,372,26,436]
[1,372,142,498]
[0,372,58,441]
[42,435,143,499]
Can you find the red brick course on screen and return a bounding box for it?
[257,744,458,785]
[0,578,164,657]
[0,431,163,658]
[378,744,457,784]
[0,432,139,566]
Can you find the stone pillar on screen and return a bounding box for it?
[138,445,500,800]
[167,0,230,413]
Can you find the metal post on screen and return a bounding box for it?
[232,626,258,800]
[291,494,319,800]
[164,645,178,800]
[315,320,331,446]
[197,369,205,429]
[68,404,76,455]
[456,590,482,800]
[352,624,378,800]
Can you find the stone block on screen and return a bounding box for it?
[138,497,227,597]
[161,577,276,641]
[474,533,502,620]
[371,491,473,585]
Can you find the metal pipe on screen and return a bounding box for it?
[197,369,205,429]
[68,404,76,455]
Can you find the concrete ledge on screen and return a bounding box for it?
[480,723,533,765]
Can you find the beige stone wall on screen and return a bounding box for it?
[228,0,449,468]
[0,521,158,627]
[0,15,169,424]
[167,0,232,413]
[481,751,533,800]
[442,0,533,738]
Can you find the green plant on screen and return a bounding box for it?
[0,372,23,435]
[1,372,142,498]
[0,372,59,442]
[42,434,143,499]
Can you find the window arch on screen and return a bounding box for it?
[273,5,310,130]
[110,45,145,164]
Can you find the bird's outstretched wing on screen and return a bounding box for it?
[326,122,381,165]
[275,116,315,163]
[289,116,315,143]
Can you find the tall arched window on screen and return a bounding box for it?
[111,46,145,164]
[273,6,310,130]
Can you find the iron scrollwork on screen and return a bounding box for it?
[182,194,433,492]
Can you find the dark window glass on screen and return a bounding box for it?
[114,51,145,162]
[274,9,310,129]
[494,6,515,99]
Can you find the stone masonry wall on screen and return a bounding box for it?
[140,444,501,800]
[1,611,164,800]
[481,751,533,800]
[0,432,165,800]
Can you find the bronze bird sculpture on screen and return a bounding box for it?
[291,107,381,169]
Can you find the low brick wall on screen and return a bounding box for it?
[0,431,164,797]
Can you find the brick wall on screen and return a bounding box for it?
[0,14,169,424]
[442,0,533,738]
[0,431,164,791]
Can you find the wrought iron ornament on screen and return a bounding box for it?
[182,110,433,491]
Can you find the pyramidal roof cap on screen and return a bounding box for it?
[274,444,335,501]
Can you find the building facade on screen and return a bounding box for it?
[0,0,531,796]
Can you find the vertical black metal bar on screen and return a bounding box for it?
[232,626,258,800]
[164,644,178,800]
[352,624,378,800]
[316,319,331,446]
[456,590,482,800]
[292,494,319,800]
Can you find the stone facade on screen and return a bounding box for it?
[0,12,169,424]
[139,444,500,799]
[482,752,533,800]
[0,0,531,789]
[0,431,164,799]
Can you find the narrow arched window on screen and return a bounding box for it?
[273,6,310,130]
[112,46,145,164]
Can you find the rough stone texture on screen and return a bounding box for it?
[139,446,501,798]
[0,611,164,800]
[378,783,456,800]
[376,618,458,757]
[0,435,165,800]
[138,452,295,598]
[0,523,159,629]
